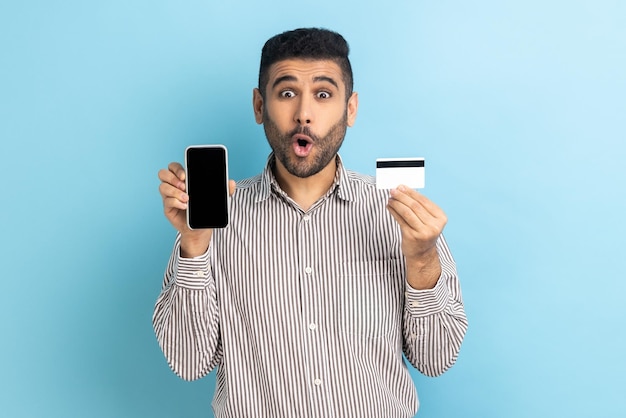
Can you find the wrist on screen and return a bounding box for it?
[406,248,440,290]
[180,231,212,258]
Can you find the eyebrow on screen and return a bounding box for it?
[271,75,340,90]
[313,76,339,89]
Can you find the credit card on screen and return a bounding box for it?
[376,158,425,189]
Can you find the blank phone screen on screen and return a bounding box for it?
[185,146,228,229]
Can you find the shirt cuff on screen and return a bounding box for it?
[405,272,450,317]
[173,239,213,290]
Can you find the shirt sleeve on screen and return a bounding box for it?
[402,234,468,377]
[152,234,223,381]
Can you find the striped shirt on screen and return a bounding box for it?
[153,154,468,417]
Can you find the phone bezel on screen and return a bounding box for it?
[184,144,229,229]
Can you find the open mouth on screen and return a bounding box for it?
[292,134,313,157]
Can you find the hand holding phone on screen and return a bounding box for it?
[185,145,230,229]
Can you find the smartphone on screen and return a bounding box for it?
[184,145,229,229]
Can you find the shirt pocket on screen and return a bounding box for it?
[338,260,404,338]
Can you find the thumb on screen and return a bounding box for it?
[228,180,236,196]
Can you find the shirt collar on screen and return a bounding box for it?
[256,153,356,203]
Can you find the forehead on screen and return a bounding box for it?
[266,59,345,88]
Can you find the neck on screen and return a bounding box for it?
[273,156,338,211]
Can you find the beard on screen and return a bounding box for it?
[263,109,348,178]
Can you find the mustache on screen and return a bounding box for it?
[288,126,316,141]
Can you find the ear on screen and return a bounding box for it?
[346,92,359,127]
[253,88,264,124]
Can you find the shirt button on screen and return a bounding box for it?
[193,271,206,277]
[410,301,419,308]
[314,378,322,386]
[309,323,317,331]
[303,215,311,222]
[304,266,313,274]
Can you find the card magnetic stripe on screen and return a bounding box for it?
[376,160,425,168]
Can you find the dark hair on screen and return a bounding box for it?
[258,28,353,99]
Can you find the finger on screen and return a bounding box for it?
[387,190,448,235]
[228,179,236,196]
[386,203,411,230]
[168,162,186,181]
[390,186,446,223]
[163,196,188,211]
[387,201,443,243]
[158,167,186,191]
[388,190,430,227]
[159,182,189,203]
[397,185,446,219]
[387,198,428,233]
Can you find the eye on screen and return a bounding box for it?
[317,91,331,99]
[280,90,296,98]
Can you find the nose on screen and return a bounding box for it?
[294,96,313,125]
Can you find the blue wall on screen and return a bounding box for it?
[1,1,625,417]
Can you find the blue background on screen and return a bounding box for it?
[1,1,625,417]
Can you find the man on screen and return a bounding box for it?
[155,28,467,417]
